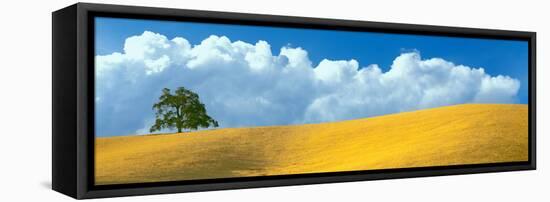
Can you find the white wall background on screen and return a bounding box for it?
[0,0,547,201]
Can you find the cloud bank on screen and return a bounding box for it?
[95,31,520,136]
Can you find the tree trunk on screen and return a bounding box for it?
[177,127,182,133]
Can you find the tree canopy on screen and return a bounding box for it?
[150,87,218,133]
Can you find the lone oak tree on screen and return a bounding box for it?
[150,87,218,133]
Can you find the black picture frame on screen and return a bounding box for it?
[52,3,536,199]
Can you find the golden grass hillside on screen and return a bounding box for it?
[95,104,528,185]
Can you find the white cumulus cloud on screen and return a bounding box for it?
[95,31,520,136]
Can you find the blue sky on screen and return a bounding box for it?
[95,17,529,137]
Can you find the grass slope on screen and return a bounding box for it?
[95,104,528,185]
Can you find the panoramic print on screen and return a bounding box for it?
[94,17,528,185]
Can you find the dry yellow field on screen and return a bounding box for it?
[95,104,528,185]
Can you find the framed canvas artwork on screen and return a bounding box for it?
[52,3,536,199]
